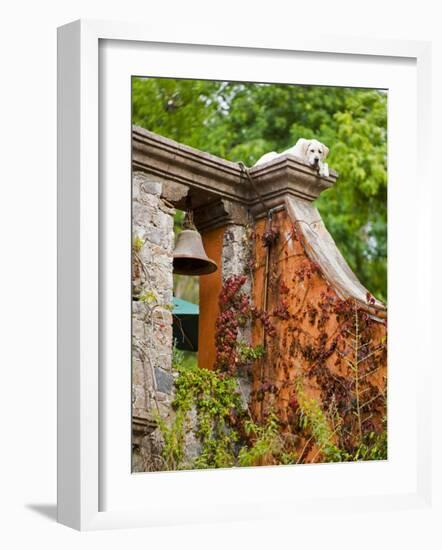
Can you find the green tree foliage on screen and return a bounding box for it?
[132,78,387,301]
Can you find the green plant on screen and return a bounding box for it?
[154,408,188,471]
[295,378,343,463]
[139,290,158,304]
[238,410,297,467]
[156,346,297,469]
[350,417,387,461]
[133,235,144,252]
[237,342,265,363]
[155,347,242,469]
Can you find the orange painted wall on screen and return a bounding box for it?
[198,226,225,371]
[196,210,387,464]
[251,210,387,463]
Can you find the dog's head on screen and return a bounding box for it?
[299,139,329,167]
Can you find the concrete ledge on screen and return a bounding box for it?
[132,125,337,220]
[133,126,247,207]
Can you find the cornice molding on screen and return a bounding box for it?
[132,126,338,225]
[133,126,248,205]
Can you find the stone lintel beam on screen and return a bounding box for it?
[132,125,337,229]
[132,125,248,206]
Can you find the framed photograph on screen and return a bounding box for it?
[57,19,432,530]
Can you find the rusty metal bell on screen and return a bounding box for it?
[173,229,218,276]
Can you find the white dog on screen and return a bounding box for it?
[254,138,330,177]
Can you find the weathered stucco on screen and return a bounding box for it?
[251,209,387,463]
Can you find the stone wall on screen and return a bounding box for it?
[222,224,252,295]
[221,224,254,405]
[131,171,175,472]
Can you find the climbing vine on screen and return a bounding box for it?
[214,274,267,374]
[250,215,388,463]
[157,345,297,469]
[292,377,343,463]
[156,213,387,469]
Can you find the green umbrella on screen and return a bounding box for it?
[172,297,199,352]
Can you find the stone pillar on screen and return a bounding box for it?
[222,224,254,404]
[131,171,175,472]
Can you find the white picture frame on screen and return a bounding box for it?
[57,19,432,531]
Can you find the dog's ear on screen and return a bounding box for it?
[322,143,329,159]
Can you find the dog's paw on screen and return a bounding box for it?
[319,163,329,178]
